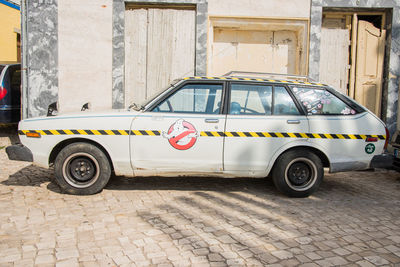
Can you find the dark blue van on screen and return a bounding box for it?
[0,64,21,124]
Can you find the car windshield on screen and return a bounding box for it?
[0,65,5,75]
[128,79,181,111]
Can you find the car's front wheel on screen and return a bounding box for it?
[272,149,323,197]
[54,142,111,195]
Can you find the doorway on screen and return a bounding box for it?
[319,11,387,117]
[124,5,196,106]
[208,17,309,77]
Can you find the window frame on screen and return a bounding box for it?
[147,80,227,115]
[289,85,365,116]
[226,82,305,116]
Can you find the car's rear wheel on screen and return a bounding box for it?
[54,142,111,195]
[272,149,323,197]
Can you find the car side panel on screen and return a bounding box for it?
[19,114,135,176]
[307,112,386,172]
[223,115,310,172]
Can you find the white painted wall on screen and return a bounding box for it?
[58,0,113,113]
[208,0,311,18]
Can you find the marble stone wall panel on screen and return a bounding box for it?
[26,0,58,118]
[112,0,125,109]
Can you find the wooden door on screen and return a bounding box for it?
[210,29,299,76]
[354,20,386,116]
[125,7,195,106]
[319,28,350,95]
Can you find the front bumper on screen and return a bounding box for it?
[6,144,33,162]
[370,153,394,169]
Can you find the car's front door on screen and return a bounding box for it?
[130,82,226,174]
[223,82,309,173]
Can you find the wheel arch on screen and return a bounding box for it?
[49,138,114,171]
[267,144,330,175]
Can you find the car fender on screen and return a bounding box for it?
[265,139,330,175]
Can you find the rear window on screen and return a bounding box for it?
[290,86,363,115]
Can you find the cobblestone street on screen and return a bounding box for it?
[1,129,400,266]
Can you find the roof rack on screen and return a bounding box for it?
[223,71,315,82]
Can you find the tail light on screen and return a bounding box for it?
[366,137,378,142]
[384,127,390,150]
[0,86,7,100]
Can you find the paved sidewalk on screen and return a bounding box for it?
[0,131,400,266]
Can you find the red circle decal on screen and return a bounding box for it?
[164,120,198,150]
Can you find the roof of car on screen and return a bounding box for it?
[183,76,326,87]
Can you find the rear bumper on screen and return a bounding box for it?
[370,153,394,169]
[6,144,33,162]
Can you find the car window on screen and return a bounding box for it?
[151,83,222,114]
[291,86,356,115]
[230,84,272,115]
[273,86,300,115]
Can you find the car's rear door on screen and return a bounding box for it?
[223,82,309,173]
[130,81,226,173]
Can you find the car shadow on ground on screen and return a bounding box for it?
[106,175,276,193]
[0,164,62,192]
[3,164,399,201]
[2,164,279,195]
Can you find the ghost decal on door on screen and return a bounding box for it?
[162,119,199,150]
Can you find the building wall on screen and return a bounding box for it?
[0,2,20,63]
[208,0,311,18]
[58,0,113,113]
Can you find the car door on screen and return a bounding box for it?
[223,82,309,173]
[130,82,226,173]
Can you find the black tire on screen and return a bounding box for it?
[272,149,323,197]
[54,142,111,195]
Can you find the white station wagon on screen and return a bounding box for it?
[7,73,389,197]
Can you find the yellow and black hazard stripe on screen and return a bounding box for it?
[183,76,326,87]
[19,129,131,136]
[19,129,385,140]
[201,131,385,140]
[19,129,161,136]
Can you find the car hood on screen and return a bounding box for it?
[23,109,141,122]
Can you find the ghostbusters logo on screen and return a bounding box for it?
[162,119,199,150]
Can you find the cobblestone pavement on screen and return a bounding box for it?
[1,128,400,267]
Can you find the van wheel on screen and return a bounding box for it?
[54,143,111,195]
[272,150,323,197]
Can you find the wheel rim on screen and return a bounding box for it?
[62,152,100,188]
[284,157,318,191]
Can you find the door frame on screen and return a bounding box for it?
[320,10,388,117]
[207,16,310,76]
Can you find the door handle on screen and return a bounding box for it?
[287,120,300,124]
[205,118,219,123]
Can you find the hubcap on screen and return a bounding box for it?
[287,162,311,186]
[69,157,95,182]
[62,152,100,188]
[284,158,317,191]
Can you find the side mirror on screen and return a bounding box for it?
[81,102,90,111]
[47,102,58,116]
